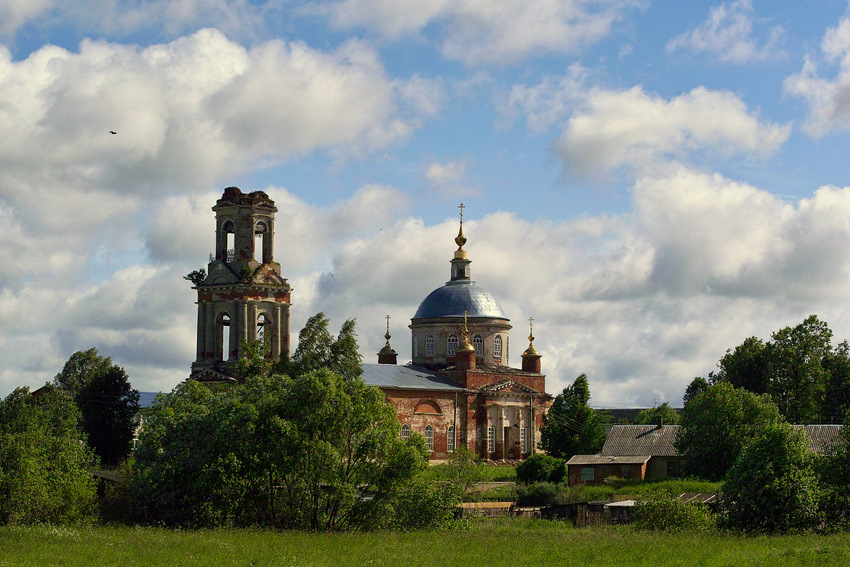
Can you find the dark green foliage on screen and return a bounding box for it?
[539,374,606,459]
[0,386,98,525]
[716,336,769,395]
[514,482,578,507]
[816,415,850,529]
[76,366,140,466]
[721,423,822,533]
[635,402,679,425]
[440,447,484,492]
[131,372,427,530]
[388,478,461,530]
[54,348,140,466]
[515,454,565,485]
[633,491,716,532]
[822,341,850,423]
[683,376,709,406]
[183,269,206,286]
[281,313,363,380]
[675,381,783,480]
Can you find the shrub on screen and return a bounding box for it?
[389,478,461,530]
[515,482,580,507]
[633,491,716,532]
[516,454,565,485]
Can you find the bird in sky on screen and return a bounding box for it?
[109,131,117,135]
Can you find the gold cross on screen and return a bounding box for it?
[458,202,465,223]
[385,314,391,334]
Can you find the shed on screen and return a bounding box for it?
[566,454,650,486]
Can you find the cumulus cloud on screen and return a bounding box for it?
[552,85,789,178]
[423,160,478,200]
[785,16,850,137]
[287,165,850,406]
[667,0,785,64]
[323,0,643,65]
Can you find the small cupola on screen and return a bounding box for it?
[521,317,542,374]
[455,311,476,371]
[377,315,398,365]
[450,203,472,282]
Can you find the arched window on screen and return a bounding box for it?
[221,220,235,263]
[447,425,455,453]
[424,425,434,451]
[257,313,269,343]
[425,335,435,357]
[447,334,458,356]
[494,335,502,359]
[400,424,411,440]
[217,313,231,361]
[473,334,483,358]
[254,221,271,264]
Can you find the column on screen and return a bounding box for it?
[196,302,205,361]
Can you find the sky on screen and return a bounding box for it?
[3,1,850,408]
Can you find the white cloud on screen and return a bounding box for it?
[324,0,643,65]
[0,0,54,36]
[784,16,850,137]
[423,160,478,200]
[552,85,789,178]
[667,0,785,64]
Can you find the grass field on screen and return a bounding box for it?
[3,519,849,566]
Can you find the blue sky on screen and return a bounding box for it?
[3,0,850,408]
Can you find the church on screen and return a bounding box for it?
[189,187,552,460]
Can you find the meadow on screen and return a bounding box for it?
[3,519,849,567]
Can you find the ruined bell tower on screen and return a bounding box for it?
[190,187,291,381]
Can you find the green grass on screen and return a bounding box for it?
[584,478,723,501]
[418,463,517,483]
[2,520,849,566]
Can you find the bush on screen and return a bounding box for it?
[389,478,461,530]
[516,454,565,485]
[633,491,716,532]
[515,482,580,507]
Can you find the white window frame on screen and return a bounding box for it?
[520,426,529,454]
[447,425,455,453]
[494,335,502,358]
[447,334,458,356]
[425,335,435,357]
[400,424,410,440]
[487,426,495,454]
[424,425,434,451]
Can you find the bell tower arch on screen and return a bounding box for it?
[190,187,292,381]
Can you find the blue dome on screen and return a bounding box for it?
[412,280,509,320]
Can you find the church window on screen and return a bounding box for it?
[257,313,269,343]
[217,313,231,361]
[447,425,455,452]
[447,335,458,356]
[425,335,435,357]
[424,425,434,451]
[473,334,483,357]
[520,427,529,454]
[221,221,236,263]
[400,424,410,440]
[487,426,495,454]
[464,265,470,277]
[494,335,502,359]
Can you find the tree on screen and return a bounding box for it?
[635,402,680,425]
[675,381,783,480]
[281,313,363,380]
[55,349,140,466]
[716,337,769,395]
[76,366,140,466]
[131,371,427,529]
[766,315,832,423]
[0,386,97,525]
[821,340,850,423]
[721,423,821,533]
[816,414,850,528]
[539,374,607,459]
[683,377,709,407]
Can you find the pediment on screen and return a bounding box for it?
[480,379,539,394]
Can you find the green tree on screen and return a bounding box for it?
[683,377,709,407]
[675,382,783,481]
[281,313,363,380]
[822,340,850,423]
[816,415,850,528]
[766,315,832,423]
[0,386,97,525]
[635,402,680,425]
[55,349,140,466]
[76,366,140,466]
[539,374,607,459]
[131,371,426,529]
[515,453,566,484]
[716,337,769,394]
[721,423,821,533]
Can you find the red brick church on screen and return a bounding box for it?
[189,187,552,460]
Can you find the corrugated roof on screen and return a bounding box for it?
[601,425,681,457]
[361,363,465,391]
[793,425,843,454]
[566,454,651,466]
